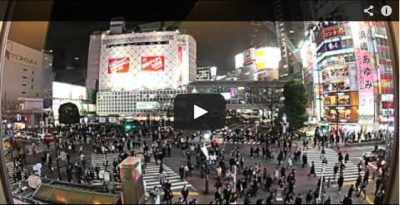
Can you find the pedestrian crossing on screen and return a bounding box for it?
[143,162,192,192]
[27,142,55,154]
[223,138,262,145]
[305,148,365,182]
[91,153,120,170]
[5,162,16,184]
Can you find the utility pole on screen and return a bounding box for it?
[318,164,326,203]
[54,129,62,180]
[336,89,341,138]
[204,161,209,195]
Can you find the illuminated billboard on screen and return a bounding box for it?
[235,53,244,69]
[350,22,375,125]
[99,32,196,91]
[141,56,165,71]
[108,58,130,73]
[235,47,280,71]
[53,82,87,100]
[254,47,281,71]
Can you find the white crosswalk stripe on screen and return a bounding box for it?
[225,139,262,145]
[26,142,56,154]
[143,162,192,192]
[5,162,17,184]
[305,149,365,182]
[91,153,120,170]
[212,137,262,145]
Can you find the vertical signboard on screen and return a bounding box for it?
[351,22,375,125]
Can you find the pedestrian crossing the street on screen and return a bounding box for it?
[143,162,192,192]
[5,162,16,184]
[305,148,365,182]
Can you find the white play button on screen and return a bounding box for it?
[194,105,208,119]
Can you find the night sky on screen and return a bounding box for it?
[46,1,275,84]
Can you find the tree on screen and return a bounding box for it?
[281,80,308,130]
[58,103,80,124]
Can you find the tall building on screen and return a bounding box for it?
[274,0,314,79]
[310,1,397,135]
[94,31,197,117]
[85,32,103,90]
[248,21,277,48]
[2,40,54,125]
[2,40,54,103]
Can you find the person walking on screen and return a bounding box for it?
[274,167,280,183]
[333,163,339,180]
[355,175,362,192]
[265,174,273,192]
[181,186,189,204]
[295,194,302,205]
[306,190,313,204]
[308,162,316,177]
[179,165,185,181]
[358,179,368,199]
[287,156,293,169]
[348,184,355,198]
[302,153,308,168]
[280,166,286,179]
[337,174,344,192]
[345,152,350,164]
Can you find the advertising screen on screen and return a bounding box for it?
[52,82,87,100]
[108,58,130,73]
[141,56,165,71]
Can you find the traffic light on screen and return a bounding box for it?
[124,124,132,131]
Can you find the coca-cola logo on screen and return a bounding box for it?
[108,58,130,73]
[141,56,165,71]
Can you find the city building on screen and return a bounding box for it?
[2,40,54,127]
[94,31,197,117]
[308,1,397,135]
[248,21,278,48]
[50,82,96,125]
[274,0,314,80]
[86,31,103,90]
[311,21,396,135]
[370,22,396,131]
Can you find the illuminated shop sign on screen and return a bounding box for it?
[323,25,346,39]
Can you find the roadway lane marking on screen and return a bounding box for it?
[365,196,374,204]
[160,191,200,196]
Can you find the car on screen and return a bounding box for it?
[364,149,386,162]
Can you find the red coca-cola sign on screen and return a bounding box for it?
[141,56,165,71]
[108,58,130,73]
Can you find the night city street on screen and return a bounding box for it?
[0,1,399,205]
